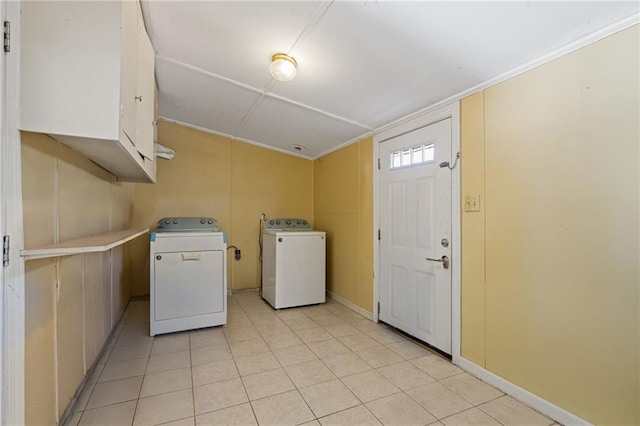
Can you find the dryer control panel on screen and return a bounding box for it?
[266,217,311,230]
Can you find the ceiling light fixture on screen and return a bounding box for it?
[269,53,297,82]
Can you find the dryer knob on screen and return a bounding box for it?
[200,219,205,224]
[164,220,170,225]
[303,220,308,225]
[172,219,178,224]
[276,220,281,225]
[286,220,291,225]
[269,220,274,225]
[297,220,301,225]
[207,219,213,224]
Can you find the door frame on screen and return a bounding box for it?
[373,101,461,361]
[1,0,25,424]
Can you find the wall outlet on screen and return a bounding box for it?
[464,195,481,212]
[234,249,241,261]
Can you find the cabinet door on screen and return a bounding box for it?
[120,0,139,147]
[135,25,156,160]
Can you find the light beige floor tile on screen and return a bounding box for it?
[319,405,382,426]
[377,360,436,390]
[189,327,227,350]
[357,345,403,368]
[311,314,344,327]
[193,377,248,415]
[307,338,352,359]
[410,355,464,380]
[191,346,233,367]
[276,309,308,321]
[299,379,360,418]
[223,327,261,343]
[133,388,194,425]
[86,376,142,409]
[300,421,321,426]
[235,352,281,376]
[386,340,434,360]
[114,334,153,348]
[350,319,382,333]
[79,400,136,425]
[284,359,337,388]
[100,357,148,382]
[478,396,553,426]
[263,332,303,349]
[192,358,239,387]
[322,352,371,377]
[241,368,295,400]
[440,373,504,405]
[406,382,472,419]
[324,323,361,338]
[283,317,319,331]
[367,329,405,345]
[108,340,153,362]
[151,332,190,356]
[272,344,319,367]
[441,408,502,426]
[256,322,293,338]
[341,370,401,403]
[366,393,436,426]
[140,367,192,398]
[196,403,257,425]
[146,350,191,374]
[229,337,270,358]
[338,334,382,353]
[161,417,195,426]
[251,390,315,425]
[295,327,334,344]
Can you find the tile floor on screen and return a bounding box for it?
[66,292,556,426]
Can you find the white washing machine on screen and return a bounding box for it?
[150,217,227,336]
[262,218,326,309]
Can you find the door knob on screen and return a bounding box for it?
[426,255,449,269]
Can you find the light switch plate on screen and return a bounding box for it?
[464,195,481,212]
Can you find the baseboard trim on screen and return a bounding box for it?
[326,291,373,320]
[454,356,591,426]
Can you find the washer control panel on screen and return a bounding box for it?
[156,217,220,232]
[266,218,311,230]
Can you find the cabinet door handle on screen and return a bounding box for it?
[135,95,142,102]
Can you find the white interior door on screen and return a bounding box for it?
[379,118,452,354]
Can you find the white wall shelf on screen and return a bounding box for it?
[21,228,149,261]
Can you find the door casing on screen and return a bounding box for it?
[373,101,461,361]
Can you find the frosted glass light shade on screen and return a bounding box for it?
[269,53,297,82]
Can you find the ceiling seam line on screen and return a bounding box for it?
[287,0,335,54]
[233,94,267,138]
[264,91,373,130]
[156,55,264,95]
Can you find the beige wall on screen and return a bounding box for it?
[131,121,313,295]
[460,26,639,424]
[314,139,374,312]
[22,133,134,425]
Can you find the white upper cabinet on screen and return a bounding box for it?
[19,0,156,183]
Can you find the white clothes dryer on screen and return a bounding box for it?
[262,218,326,309]
[150,217,227,336]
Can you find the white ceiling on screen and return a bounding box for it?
[142,1,639,159]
